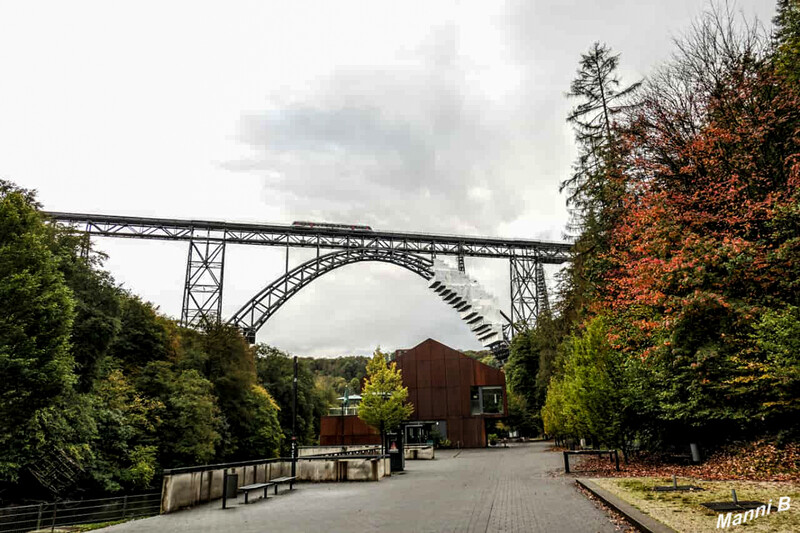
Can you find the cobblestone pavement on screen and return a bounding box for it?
[105,442,617,533]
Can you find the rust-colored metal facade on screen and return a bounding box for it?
[319,338,507,448]
[319,415,380,445]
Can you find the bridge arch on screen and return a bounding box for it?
[229,248,434,342]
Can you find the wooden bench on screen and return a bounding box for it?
[269,476,297,494]
[239,482,275,504]
[563,449,619,473]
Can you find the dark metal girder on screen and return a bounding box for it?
[44,211,572,262]
[229,248,435,340]
[181,236,225,328]
[509,256,550,330]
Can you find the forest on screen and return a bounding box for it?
[0,187,384,504]
[505,1,800,459]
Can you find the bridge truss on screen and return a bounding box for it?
[47,212,571,350]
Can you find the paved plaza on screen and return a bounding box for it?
[106,442,617,533]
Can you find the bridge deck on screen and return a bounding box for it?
[44,211,572,262]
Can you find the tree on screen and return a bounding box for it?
[203,323,282,459]
[89,368,162,492]
[562,42,640,232]
[136,360,223,467]
[256,345,329,454]
[109,295,171,373]
[303,355,370,383]
[564,317,629,448]
[0,181,78,482]
[751,305,800,441]
[239,385,283,458]
[504,313,566,436]
[542,376,568,440]
[505,390,538,438]
[52,236,122,392]
[774,0,800,81]
[558,43,640,325]
[462,350,500,368]
[358,348,413,452]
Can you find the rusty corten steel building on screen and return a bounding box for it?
[319,338,507,448]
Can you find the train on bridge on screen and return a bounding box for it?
[292,220,373,232]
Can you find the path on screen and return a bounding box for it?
[105,442,616,533]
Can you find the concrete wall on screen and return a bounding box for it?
[161,458,391,514]
[298,445,380,457]
[404,446,435,460]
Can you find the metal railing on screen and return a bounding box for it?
[0,493,160,533]
[328,406,360,416]
[301,447,383,458]
[161,453,388,477]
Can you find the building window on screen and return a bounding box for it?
[470,386,503,415]
[471,388,482,415]
[481,386,503,414]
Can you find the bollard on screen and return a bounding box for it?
[690,443,701,463]
[731,489,739,505]
[672,475,678,489]
[222,469,228,509]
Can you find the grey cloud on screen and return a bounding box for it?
[227,24,533,236]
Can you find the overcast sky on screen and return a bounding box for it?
[1,1,774,356]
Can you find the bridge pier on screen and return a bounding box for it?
[509,256,550,330]
[181,232,226,327]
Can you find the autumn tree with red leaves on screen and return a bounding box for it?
[542,2,800,452]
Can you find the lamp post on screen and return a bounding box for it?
[291,356,298,477]
[379,391,390,454]
[340,388,349,446]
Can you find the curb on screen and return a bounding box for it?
[576,478,678,533]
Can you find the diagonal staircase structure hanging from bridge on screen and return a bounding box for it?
[429,259,507,351]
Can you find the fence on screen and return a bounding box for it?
[0,493,160,533]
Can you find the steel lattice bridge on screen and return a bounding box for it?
[46,212,571,356]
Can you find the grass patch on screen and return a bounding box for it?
[73,519,129,531]
[36,518,140,532]
[591,477,799,532]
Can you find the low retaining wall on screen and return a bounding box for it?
[298,445,381,457]
[161,456,391,514]
[404,446,435,460]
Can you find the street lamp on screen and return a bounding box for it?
[340,388,349,445]
[291,356,297,477]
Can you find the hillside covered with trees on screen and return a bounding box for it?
[0,184,389,503]
[0,180,290,503]
[505,1,800,460]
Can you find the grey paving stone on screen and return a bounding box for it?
[105,442,617,533]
